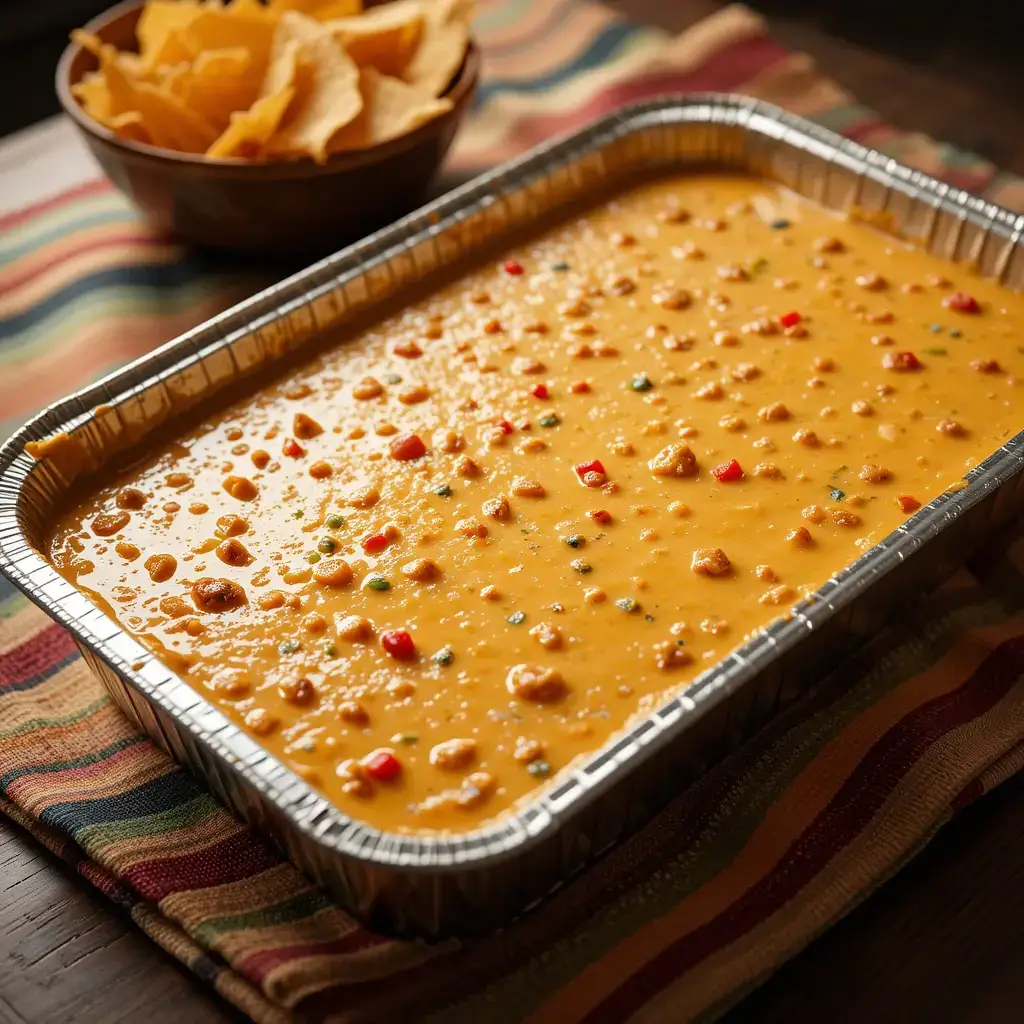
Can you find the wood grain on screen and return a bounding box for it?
[4,2,1024,1021]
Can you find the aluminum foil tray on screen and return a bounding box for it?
[3,96,1024,939]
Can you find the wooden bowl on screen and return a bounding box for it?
[55,0,479,257]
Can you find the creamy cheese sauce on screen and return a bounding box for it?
[44,174,1024,833]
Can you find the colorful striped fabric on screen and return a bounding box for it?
[4,2,1024,1022]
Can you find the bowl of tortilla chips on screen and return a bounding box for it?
[57,0,479,255]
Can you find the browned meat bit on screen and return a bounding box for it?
[244,708,279,736]
[216,538,252,567]
[831,509,862,527]
[864,310,894,325]
[313,558,353,587]
[215,514,248,538]
[812,356,835,373]
[856,272,887,291]
[653,640,692,670]
[851,400,874,417]
[511,477,546,497]
[309,460,333,479]
[456,455,481,478]
[717,263,748,282]
[802,505,827,524]
[278,677,316,706]
[568,342,595,359]
[352,376,383,400]
[429,738,478,771]
[256,591,285,611]
[513,737,544,763]
[348,484,380,509]
[482,496,512,521]
[115,541,140,561]
[752,462,781,478]
[653,286,692,310]
[401,558,440,582]
[512,357,547,376]
[91,510,131,537]
[719,414,746,432]
[436,430,464,453]
[455,517,488,539]
[754,565,776,581]
[859,464,892,483]
[793,428,821,447]
[971,358,1002,373]
[611,231,636,247]
[145,553,177,582]
[937,419,967,437]
[339,701,370,726]
[871,334,895,347]
[608,274,637,296]
[116,487,146,510]
[457,772,496,809]
[223,475,258,501]
[787,526,814,547]
[741,317,779,336]
[691,547,731,576]
[337,614,373,641]
[506,663,567,702]
[559,298,592,318]
[165,472,192,488]
[730,362,760,381]
[759,585,795,606]
[393,338,423,358]
[251,450,270,469]
[673,241,704,260]
[758,402,791,422]
[529,621,563,650]
[693,381,724,400]
[292,413,322,439]
[658,205,690,223]
[302,612,327,633]
[648,442,698,477]
[191,577,246,611]
[814,236,845,253]
[398,385,431,405]
[713,330,740,348]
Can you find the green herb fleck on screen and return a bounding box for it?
[366,576,390,591]
[434,483,453,497]
[630,372,653,393]
[300,739,317,752]
[831,465,849,480]
[550,261,570,272]
[750,257,769,273]
[432,646,455,665]
[324,644,337,658]
[924,346,947,356]
[384,373,402,384]
[527,759,552,777]
[564,534,584,549]
[615,597,639,613]
[278,639,301,655]
[507,611,526,625]
[326,514,345,529]
[644,613,655,623]
[306,551,321,564]
[770,218,790,230]
[397,733,419,745]
[539,413,560,428]
[929,323,944,334]
[318,537,337,554]
[829,487,845,502]
[293,509,304,519]
[950,328,962,338]
[571,559,592,574]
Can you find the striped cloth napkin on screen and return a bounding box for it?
[4,3,1024,1022]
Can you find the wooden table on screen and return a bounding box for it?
[4,3,1024,1022]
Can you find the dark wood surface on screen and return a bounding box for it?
[5,2,1024,1022]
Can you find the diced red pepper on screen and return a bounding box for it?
[389,433,427,460]
[362,532,390,554]
[588,509,613,525]
[883,350,922,371]
[943,291,980,313]
[364,750,402,782]
[503,259,524,276]
[779,311,802,329]
[574,459,607,487]
[530,383,550,400]
[896,494,921,513]
[497,418,515,434]
[381,629,416,660]
[712,459,744,482]
[282,438,305,458]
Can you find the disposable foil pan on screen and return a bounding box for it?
[3,96,1024,939]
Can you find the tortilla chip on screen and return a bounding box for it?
[403,0,472,97]
[267,0,362,17]
[329,67,451,153]
[136,1,202,68]
[99,43,219,153]
[264,12,362,163]
[174,47,261,129]
[181,6,276,74]
[327,1,423,77]
[72,71,115,122]
[108,110,153,145]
